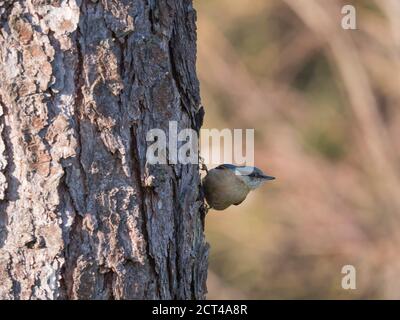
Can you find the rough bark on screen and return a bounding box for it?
[0,0,208,300]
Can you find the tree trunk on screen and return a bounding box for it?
[0,0,208,300]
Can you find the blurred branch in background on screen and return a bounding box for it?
[196,0,400,299]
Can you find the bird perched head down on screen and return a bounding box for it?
[202,164,275,211]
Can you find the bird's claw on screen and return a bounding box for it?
[199,156,208,173]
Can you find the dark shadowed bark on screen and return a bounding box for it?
[0,0,208,299]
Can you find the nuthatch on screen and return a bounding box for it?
[202,164,275,210]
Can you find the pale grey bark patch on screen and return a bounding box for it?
[0,0,208,300]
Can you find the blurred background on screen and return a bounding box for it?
[195,0,400,299]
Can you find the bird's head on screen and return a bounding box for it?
[215,164,275,190]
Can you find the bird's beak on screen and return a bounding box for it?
[260,175,275,180]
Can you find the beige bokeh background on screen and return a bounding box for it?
[195,0,400,299]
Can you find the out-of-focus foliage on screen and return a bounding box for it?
[195,0,400,299]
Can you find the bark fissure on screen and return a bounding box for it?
[172,178,182,299]
[129,123,159,297]
[71,11,88,210]
[0,94,8,203]
[57,2,85,298]
[103,269,115,300]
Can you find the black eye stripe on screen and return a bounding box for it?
[215,164,237,170]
